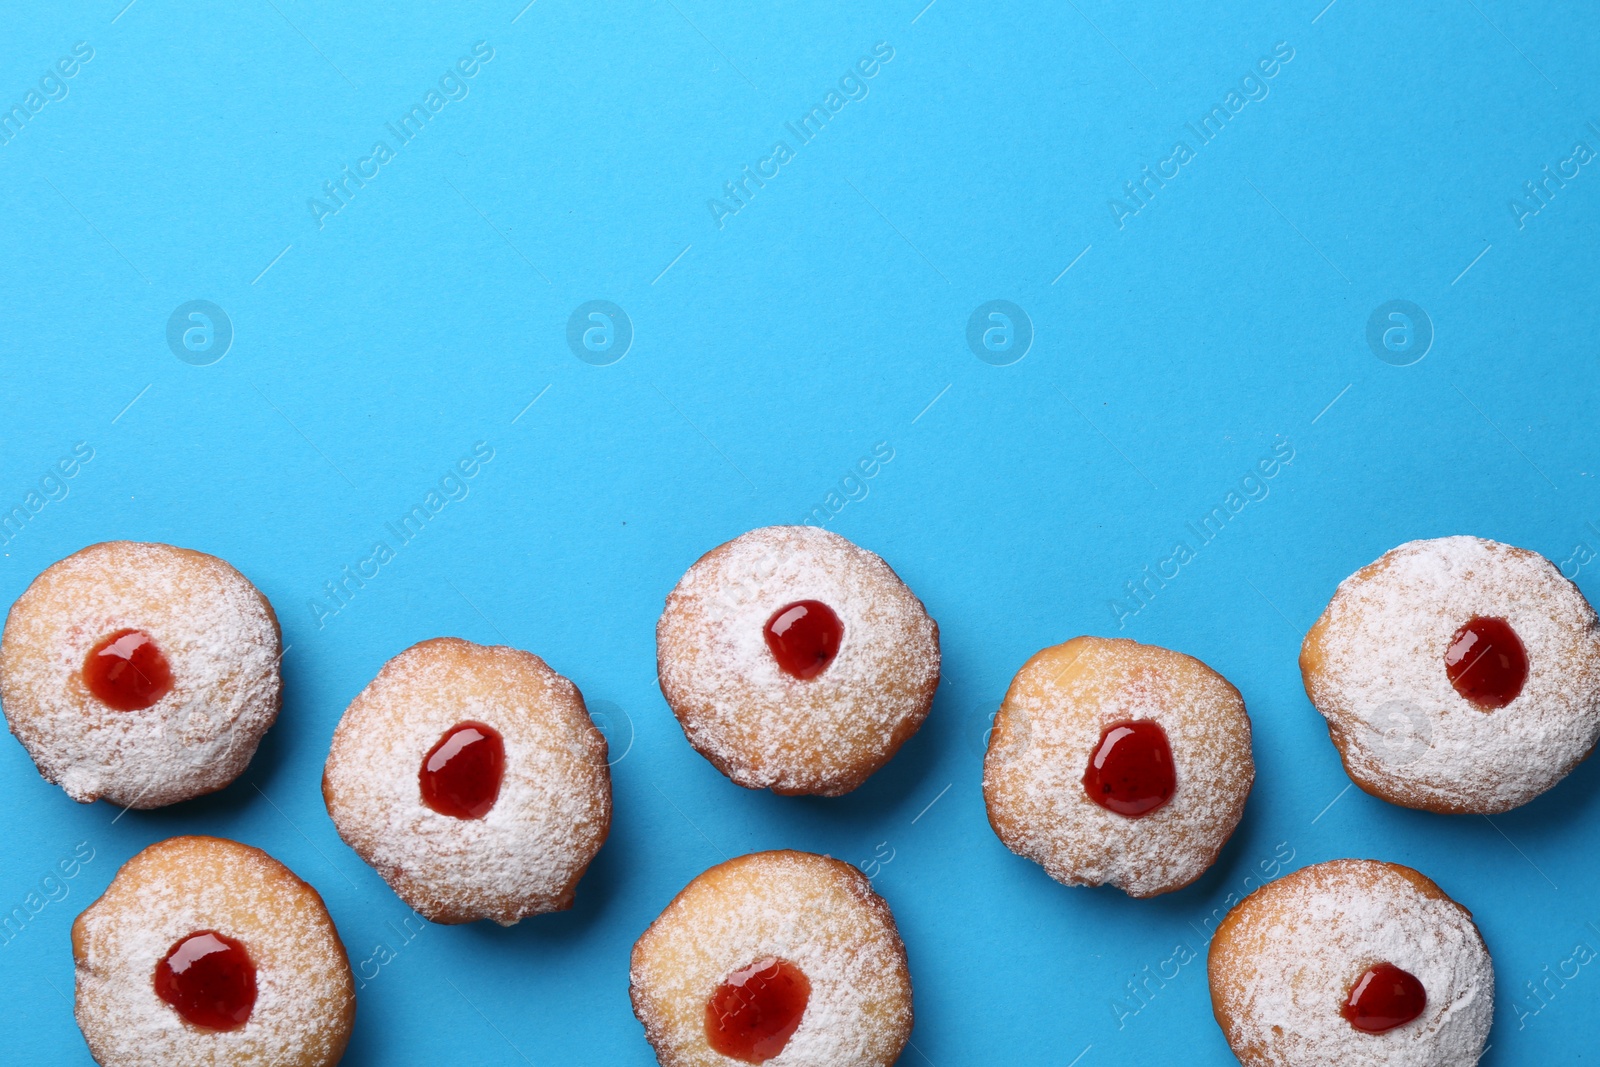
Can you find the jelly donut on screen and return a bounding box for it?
[322,637,610,925]
[1,541,282,808]
[630,850,913,1066]
[656,526,940,796]
[1301,536,1600,813]
[1208,859,1493,1066]
[72,835,355,1067]
[983,636,1253,898]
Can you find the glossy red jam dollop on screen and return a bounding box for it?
[763,601,843,680]
[1342,962,1426,1034]
[705,957,811,1063]
[83,629,173,711]
[1445,616,1528,710]
[1083,720,1176,818]
[153,930,257,1031]
[419,721,505,819]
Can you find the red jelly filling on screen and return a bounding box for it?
[763,600,843,680]
[1445,616,1528,709]
[705,957,811,1063]
[154,930,256,1031]
[1343,962,1426,1034]
[1083,720,1175,818]
[420,721,505,819]
[83,629,172,711]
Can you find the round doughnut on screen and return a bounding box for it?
[1301,535,1600,813]
[629,850,913,1067]
[1,541,282,808]
[1208,859,1493,1067]
[322,637,611,925]
[982,636,1253,898]
[656,526,940,796]
[71,835,355,1067]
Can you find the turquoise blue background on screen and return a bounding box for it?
[3,0,1600,1062]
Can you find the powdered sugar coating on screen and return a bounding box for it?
[322,638,611,925]
[1,541,282,808]
[1301,536,1600,813]
[656,526,940,796]
[983,637,1254,898]
[1208,859,1493,1067]
[72,835,355,1067]
[630,850,913,1067]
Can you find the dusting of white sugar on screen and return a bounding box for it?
[630,850,913,1067]
[984,636,1254,898]
[656,526,939,796]
[72,835,355,1067]
[323,638,611,925]
[0,541,282,809]
[1209,859,1492,1066]
[1302,536,1600,813]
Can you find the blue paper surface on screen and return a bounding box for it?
[2,1,1599,1062]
